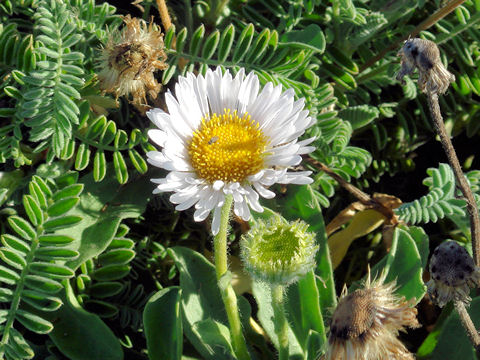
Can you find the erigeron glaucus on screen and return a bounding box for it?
[146,67,316,235]
[325,272,419,360]
[98,15,168,110]
[427,240,480,307]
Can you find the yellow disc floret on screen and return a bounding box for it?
[188,109,268,183]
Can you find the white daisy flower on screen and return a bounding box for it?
[146,67,316,235]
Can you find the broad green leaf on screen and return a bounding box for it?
[58,168,151,270]
[430,297,480,359]
[251,281,303,359]
[363,226,427,302]
[144,287,183,360]
[279,24,325,53]
[168,246,248,360]
[47,282,123,360]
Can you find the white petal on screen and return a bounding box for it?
[244,186,263,213]
[175,195,199,211]
[213,180,224,191]
[148,129,168,147]
[253,182,275,199]
[194,207,211,221]
[211,205,222,235]
[147,108,170,130]
[278,171,313,184]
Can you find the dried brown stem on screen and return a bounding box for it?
[156,0,172,31]
[454,300,480,355]
[359,0,466,72]
[307,158,398,224]
[427,92,480,266]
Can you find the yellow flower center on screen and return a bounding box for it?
[188,110,268,183]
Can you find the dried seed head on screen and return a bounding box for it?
[396,38,455,95]
[326,272,419,360]
[427,240,480,307]
[98,15,168,111]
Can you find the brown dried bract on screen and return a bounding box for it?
[325,271,420,360]
[98,15,168,112]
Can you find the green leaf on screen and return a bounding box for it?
[279,24,326,53]
[43,215,83,231]
[280,185,337,314]
[189,24,205,57]
[93,150,107,182]
[251,281,303,359]
[29,262,75,279]
[23,195,43,226]
[1,234,29,254]
[93,264,130,281]
[24,274,62,294]
[8,216,36,241]
[168,247,241,360]
[144,287,183,360]
[113,151,128,184]
[58,169,151,271]
[128,149,148,174]
[47,197,80,217]
[47,282,123,360]
[218,24,235,62]
[201,30,220,60]
[366,226,427,302]
[0,264,20,284]
[232,23,255,62]
[339,105,380,130]
[16,309,53,334]
[430,297,480,359]
[38,234,74,245]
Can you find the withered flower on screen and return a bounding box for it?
[396,38,455,95]
[427,240,480,308]
[326,272,419,360]
[98,15,168,111]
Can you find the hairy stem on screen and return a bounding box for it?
[427,92,480,265]
[272,284,289,360]
[213,195,250,360]
[454,300,480,355]
[359,0,466,72]
[156,0,172,31]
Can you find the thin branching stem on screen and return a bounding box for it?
[427,92,480,266]
[454,300,480,355]
[308,158,398,223]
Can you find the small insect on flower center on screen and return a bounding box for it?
[188,110,269,183]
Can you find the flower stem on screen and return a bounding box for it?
[427,92,480,265]
[213,195,250,360]
[272,284,289,360]
[155,0,172,31]
[454,300,480,355]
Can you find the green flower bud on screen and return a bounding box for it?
[240,215,318,285]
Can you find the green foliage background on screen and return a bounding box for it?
[0,0,480,359]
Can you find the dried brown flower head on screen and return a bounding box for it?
[396,38,455,95]
[325,272,419,360]
[427,240,480,308]
[98,15,168,110]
